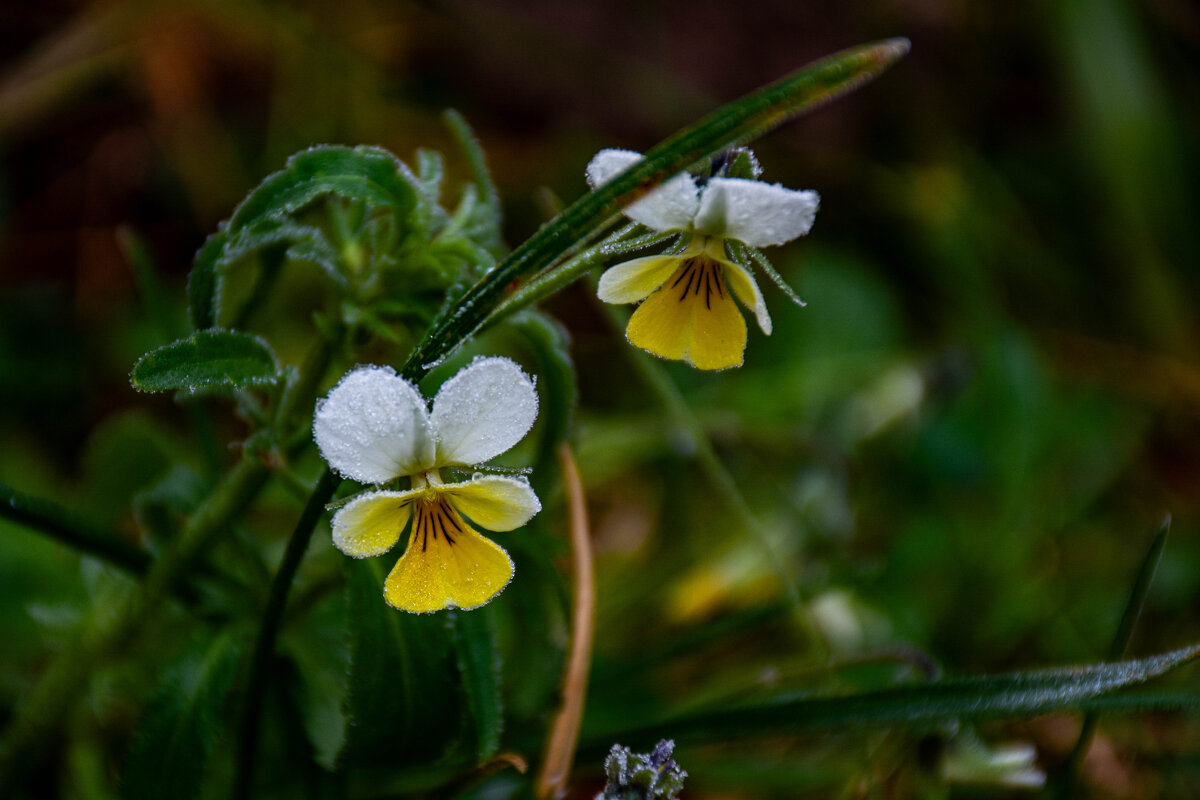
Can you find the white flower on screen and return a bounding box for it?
[588,148,819,370]
[313,357,540,613]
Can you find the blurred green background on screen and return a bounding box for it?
[2,1,1200,797]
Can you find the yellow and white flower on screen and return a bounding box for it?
[588,148,819,370]
[313,357,540,613]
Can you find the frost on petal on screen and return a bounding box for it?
[723,258,773,336]
[441,475,541,532]
[314,366,437,483]
[431,357,538,466]
[597,254,683,304]
[330,490,416,557]
[693,178,819,248]
[586,148,699,233]
[586,148,643,189]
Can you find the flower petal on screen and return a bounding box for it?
[626,260,747,370]
[722,257,772,335]
[330,489,416,557]
[597,254,684,304]
[384,499,513,613]
[693,177,819,247]
[431,357,538,466]
[441,475,541,532]
[314,366,436,483]
[586,148,699,233]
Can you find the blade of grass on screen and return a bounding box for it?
[400,37,910,381]
[1056,515,1172,798]
[580,643,1200,750]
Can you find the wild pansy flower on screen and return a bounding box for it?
[313,357,540,613]
[588,149,819,370]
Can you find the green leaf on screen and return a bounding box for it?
[187,230,229,331]
[227,145,419,235]
[444,110,505,260]
[338,558,460,767]
[448,608,505,763]
[131,330,280,392]
[400,38,910,382]
[120,632,241,800]
[591,643,1200,746]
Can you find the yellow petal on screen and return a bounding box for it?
[597,254,683,304]
[626,259,747,370]
[440,475,541,531]
[721,258,772,335]
[383,497,514,613]
[330,490,414,557]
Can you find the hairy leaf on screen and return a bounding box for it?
[131,330,279,392]
[338,558,460,767]
[227,145,418,235]
[449,608,505,762]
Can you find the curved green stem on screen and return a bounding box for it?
[596,292,828,659]
[232,467,340,800]
[0,480,152,576]
[400,38,909,382]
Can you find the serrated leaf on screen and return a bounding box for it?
[338,558,460,767]
[448,608,505,762]
[595,643,1200,745]
[120,633,240,800]
[131,330,280,392]
[227,145,418,235]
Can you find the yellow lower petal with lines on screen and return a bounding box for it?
[626,259,747,370]
[383,496,514,613]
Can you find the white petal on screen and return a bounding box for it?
[597,254,682,304]
[586,148,699,233]
[431,357,538,466]
[724,258,772,335]
[313,366,435,484]
[442,475,541,532]
[693,178,819,247]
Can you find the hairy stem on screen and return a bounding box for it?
[232,467,340,800]
[0,480,152,576]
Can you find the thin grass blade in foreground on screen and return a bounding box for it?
[401,37,911,381]
[585,643,1200,747]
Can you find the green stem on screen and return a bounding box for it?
[596,294,828,659]
[400,38,910,382]
[232,467,340,800]
[0,480,152,577]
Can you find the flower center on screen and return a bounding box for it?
[668,254,727,310]
[411,494,465,551]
